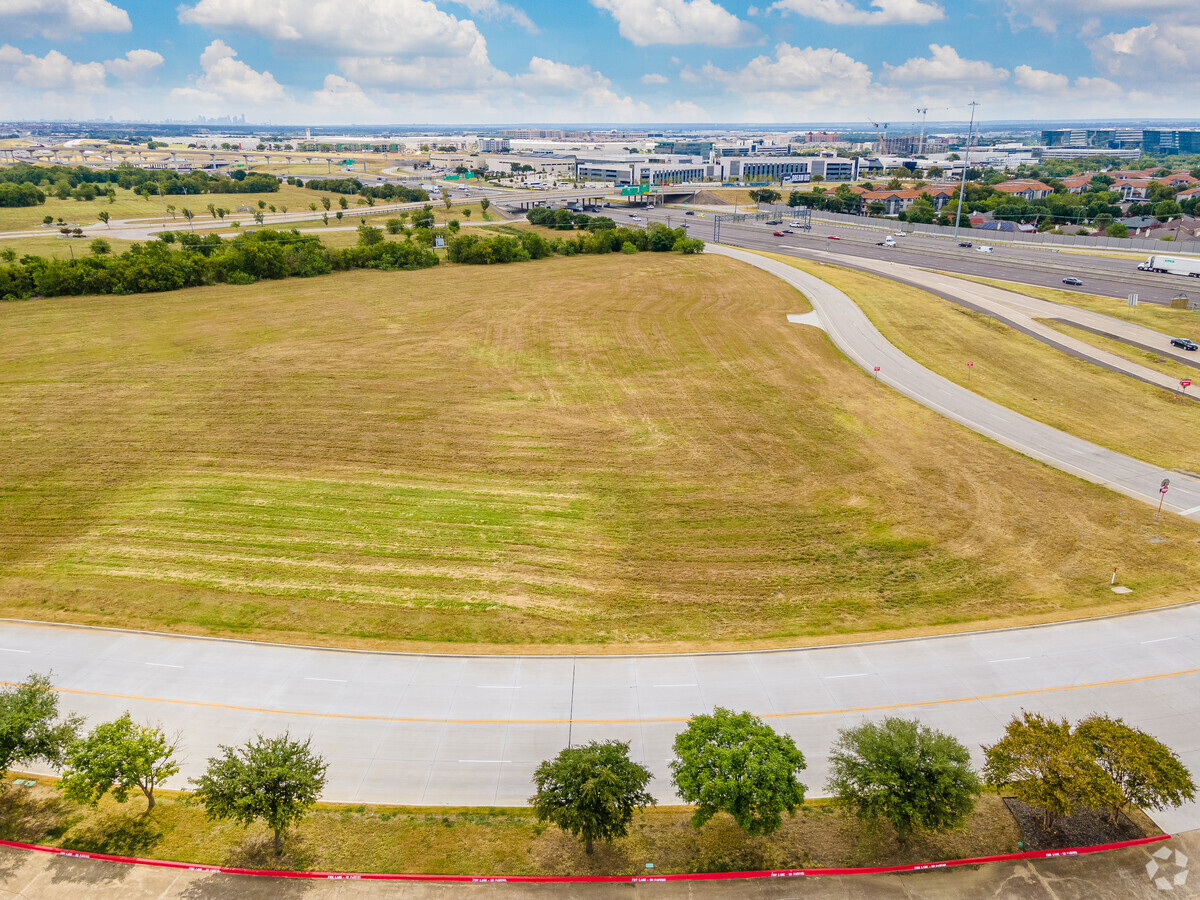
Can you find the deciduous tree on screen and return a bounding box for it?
[983,712,1108,830]
[670,708,806,835]
[827,717,980,843]
[61,712,179,812]
[1076,715,1196,825]
[0,673,81,780]
[192,732,327,855]
[531,740,655,854]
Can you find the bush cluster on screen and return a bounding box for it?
[0,228,437,300]
[449,218,703,264]
[0,163,281,208]
[297,177,429,203]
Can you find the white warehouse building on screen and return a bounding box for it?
[575,155,716,186]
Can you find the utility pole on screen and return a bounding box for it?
[952,101,979,242]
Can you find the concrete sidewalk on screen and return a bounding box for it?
[1,832,1195,898]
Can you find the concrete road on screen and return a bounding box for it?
[2,832,1197,898]
[709,245,1200,521]
[653,209,1198,307]
[4,602,1200,832]
[788,248,1200,393]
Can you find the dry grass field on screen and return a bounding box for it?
[768,255,1200,474]
[2,253,1198,651]
[954,275,1200,339]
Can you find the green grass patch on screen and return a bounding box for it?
[2,253,1198,650]
[0,782,1027,876]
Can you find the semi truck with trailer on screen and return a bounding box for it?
[1139,254,1200,277]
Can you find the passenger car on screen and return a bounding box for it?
[1170,337,1198,351]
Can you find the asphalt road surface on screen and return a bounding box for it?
[648,207,1200,307]
[3,602,1200,833]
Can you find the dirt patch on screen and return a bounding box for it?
[1001,797,1161,851]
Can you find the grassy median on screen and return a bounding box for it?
[0,780,1028,876]
[2,253,1199,650]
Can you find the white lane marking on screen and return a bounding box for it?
[0,648,31,653]
[458,759,511,764]
[304,677,347,682]
[146,663,183,668]
[1141,637,1177,644]
[825,673,870,679]
[653,683,698,688]
[990,657,1032,663]
[477,685,520,689]
[1181,504,1200,516]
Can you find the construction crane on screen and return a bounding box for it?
[915,108,929,157]
[871,121,889,155]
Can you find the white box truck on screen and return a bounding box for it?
[1138,254,1200,277]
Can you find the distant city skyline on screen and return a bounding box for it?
[0,0,1195,125]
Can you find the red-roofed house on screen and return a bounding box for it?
[1058,175,1094,194]
[1157,173,1199,188]
[993,180,1053,201]
[861,189,923,215]
[1113,179,1153,201]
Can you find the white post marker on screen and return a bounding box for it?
[1112,567,1117,585]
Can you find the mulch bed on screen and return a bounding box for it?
[1001,797,1159,851]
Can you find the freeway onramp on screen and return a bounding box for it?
[710,245,1200,521]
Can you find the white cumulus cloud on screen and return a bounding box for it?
[883,44,1008,83]
[179,0,487,58]
[170,40,285,105]
[590,0,757,46]
[701,43,873,91]
[104,48,164,81]
[447,0,537,32]
[1000,0,1193,32]
[0,44,107,92]
[641,72,670,84]
[1093,23,1200,77]
[1012,64,1068,92]
[771,0,943,26]
[0,0,130,39]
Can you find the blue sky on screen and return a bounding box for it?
[0,0,1194,125]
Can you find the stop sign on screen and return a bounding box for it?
[1182,379,1193,389]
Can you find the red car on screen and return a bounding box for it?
[773,231,785,236]
[827,235,841,240]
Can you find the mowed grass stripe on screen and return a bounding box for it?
[1,254,1198,649]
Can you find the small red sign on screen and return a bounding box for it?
[874,366,881,372]
[1161,485,1169,494]
[1182,379,1192,388]
[967,362,974,366]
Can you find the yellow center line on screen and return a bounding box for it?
[6,665,1200,726]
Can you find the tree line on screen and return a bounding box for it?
[447,221,703,264]
[293,177,429,204]
[3,674,1192,861]
[0,228,437,300]
[0,163,282,207]
[0,217,704,300]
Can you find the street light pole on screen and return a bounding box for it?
[952,101,979,242]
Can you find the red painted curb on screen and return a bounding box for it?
[0,834,1170,883]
